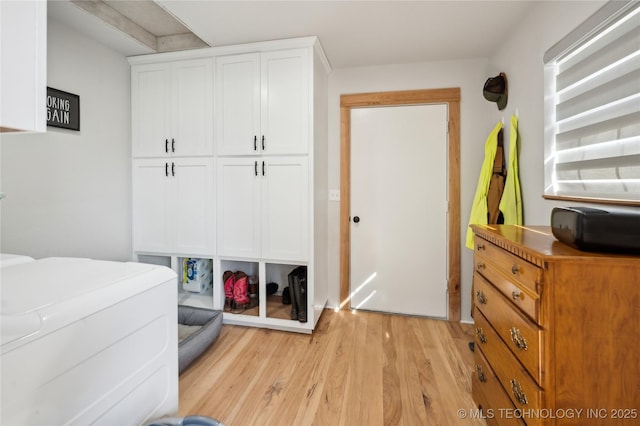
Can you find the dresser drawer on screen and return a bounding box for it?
[473,347,525,426]
[474,308,543,425]
[474,254,540,324]
[474,273,543,384]
[475,238,542,297]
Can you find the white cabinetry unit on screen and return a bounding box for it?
[217,156,308,261]
[0,0,46,132]
[132,158,214,256]
[131,59,213,157]
[129,37,329,333]
[215,49,309,156]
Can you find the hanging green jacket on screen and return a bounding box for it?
[499,115,523,226]
[466,122,503,249]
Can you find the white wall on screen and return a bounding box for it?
[0,19,131,261]
[326,58,492,321]
[486,0,607,225]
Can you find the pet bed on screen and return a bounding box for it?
[178,306,223,373]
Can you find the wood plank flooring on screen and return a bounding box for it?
[178,309,486,426]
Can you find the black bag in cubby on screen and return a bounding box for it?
[287,266,307,323]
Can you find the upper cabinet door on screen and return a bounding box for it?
[172,59,214,156]
[132,59,213,158]
[216,49,309,156]
[132,63,171,157]
[215,53,261,156]
[261,49,309,155]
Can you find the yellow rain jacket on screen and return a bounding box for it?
[499,116,523,226]
[466,122,503,249]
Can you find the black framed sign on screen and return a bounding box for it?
[47,87,80,131]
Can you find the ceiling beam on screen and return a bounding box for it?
[71,0,157,51]
[157,33,209,53]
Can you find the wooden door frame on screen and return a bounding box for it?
[339,88,461,321]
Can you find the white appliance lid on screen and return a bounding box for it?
[1,257,170,315]
[0,253,35,268]
[1,258,176,346]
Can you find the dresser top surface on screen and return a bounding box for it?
[471,224,640,262]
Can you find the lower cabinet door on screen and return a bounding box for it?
[261,157,309,261]
[173,157,215,255]
[132,159,172,253]
[133,157,214,255]
[217,157,261,258]
[217,156,309,262]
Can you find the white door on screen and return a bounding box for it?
[350,104,448,318]
[217,157,261,258]
[132,159,171,252]
[261,49,309,155]
[173,158,215,255]
[172,59,213,156]
[215,53,260,156]
[131,64,170,157]
[261,157,309,261]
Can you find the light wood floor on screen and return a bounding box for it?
[178,309,486,426]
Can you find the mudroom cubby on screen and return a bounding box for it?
[135,254,215,310]
[264,262,305,321]
[216,259,260,318]
[175,256,214,310]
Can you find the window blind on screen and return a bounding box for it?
[544,0,640,204]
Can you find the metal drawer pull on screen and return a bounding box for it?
[475,290,487,305]
[254,135,257,151]
[476,262,486,271]
[509,327,528,350]
[475,365,487,383]
[511,265,519,275]
[476,243,485,251]
[510,379,528,405]
[512,290,522,300]
[475,327,487,344]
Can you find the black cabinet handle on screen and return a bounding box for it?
[254,136,257,151]
[261,135,265,150]
[165,162,168,177]
[262,161,265,176]
[165,139,168,153]
[171,162,175,176]
[171,138,175,153]
[254,160,258,176]
[353,216,360,223]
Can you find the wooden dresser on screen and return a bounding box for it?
[470,225,639,426]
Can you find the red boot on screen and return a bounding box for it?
[233,271,250,313]
[223,270,235,312]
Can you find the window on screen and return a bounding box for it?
[543,0,640,205]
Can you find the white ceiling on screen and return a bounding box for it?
[49,0,537,69]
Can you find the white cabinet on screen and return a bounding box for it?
[130,37,329,334]
[217,157,308,262]
[0,0,46,132]
[132,59,213,157]
[133,157,214,255]
[215,49,309,156]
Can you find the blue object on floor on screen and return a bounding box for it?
[148,415,224,426]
